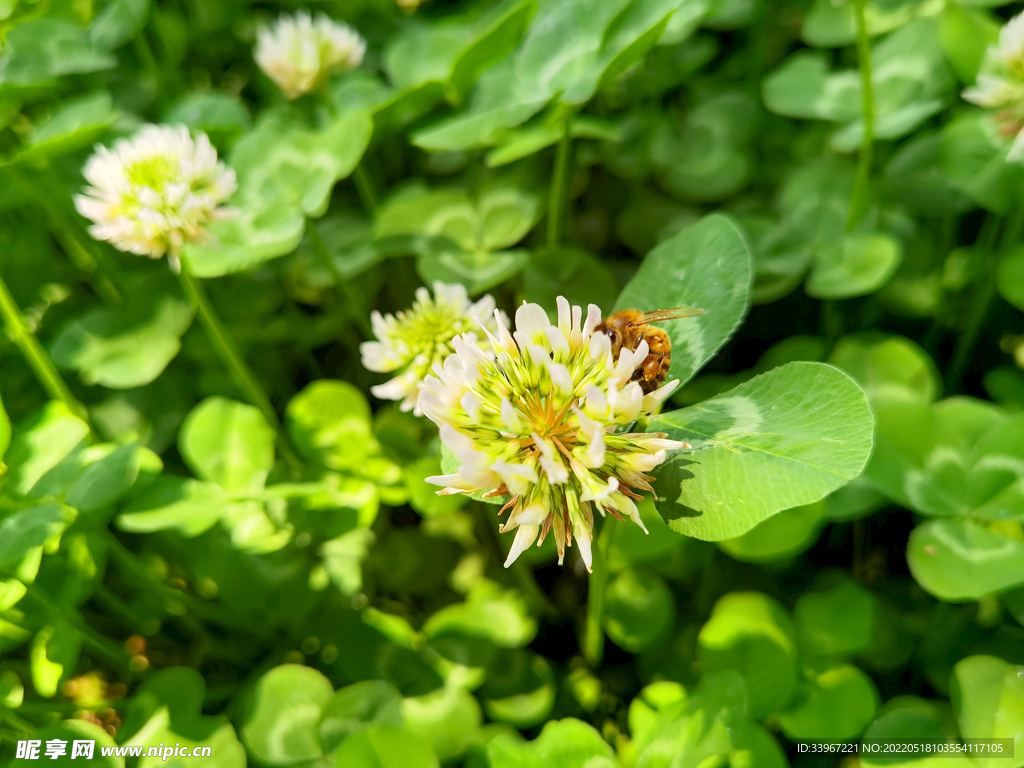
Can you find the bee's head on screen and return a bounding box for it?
[596,310,643,353]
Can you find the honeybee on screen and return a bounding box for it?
[596,307,704,393]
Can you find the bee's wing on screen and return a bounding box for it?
[641,306,704,323]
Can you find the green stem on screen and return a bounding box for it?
[582,518,611,667]
[352,164,378,213]
[1,710,36,735]
[547,114,574,246]
[821,299,844,348]
[846,0,875,232]
[51,223,122,306]
[0,270,89,424]
[306,219,374,339]
[176,269,302,474]
[22,582,129,672]
[8,167,124,306]
[101,530,258,634]
[947,209,1018,391]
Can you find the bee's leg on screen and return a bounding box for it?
[642,354,664,384]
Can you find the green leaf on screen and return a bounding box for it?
[829,334,941,403]
[163,91,251,142]
[614,213,753,387]
[31,618,82,698]
[763,52,861,121]
[650,362,874,540]
[0,502,68,570]
[413,0,682,151]
[860,708,954,768]
[117,476,228,537]
[286,380,375,472]
[179,397,275,493]
[717,501,826,563]
[382,0,535,96]
[794,580,879,657]
[628,681,688,743]
[320,528,375,595]
[240,664,335,766]
[486,114,621,167]
[651,92,757,202]
[603,567,676,653]
[0,670,23,707]
[122,668,246,768]
[951,655,1024,767]
[907,519,1024,600]
[89,0,150,50]
[998,244,1024,313]
[230,110,373,216]
[402,686,482,761]
[632,671,747,767]
[486,718,616,768]
[416,247,530,296]
[805,233,903,299]
[65,444,142,512]
[479,650,556,728]
[939,3,1000,84]
[318,681,403,754]
[0,391,10,464]
[333,727,439,768]
[778,661,879,741]
[27,720,123,766]
[423,582,536,648]
[697,592,798,719]
[0,18,116,90]
[50,273,195,389]
[180,206,306,278]
[18,90,117,162]
[764,21,954,151]
[942,110,1024,215]
[6,403,91,496]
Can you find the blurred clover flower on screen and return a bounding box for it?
[361,281,505,415]
[74,124,237,273]
[420,297,687,572]
[254,11,365,99]
[964,11,1024,160]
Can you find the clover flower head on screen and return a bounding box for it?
[254,11,366,99]
[420,296,688,572]
[361,282,505,415]
[74,124,237,272]
[964,11,1024,161]
[992,11,1024,78]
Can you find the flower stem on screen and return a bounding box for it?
[948,200,1024,390]
[352,164,378,213]
[51,221,123,307]
[0,270,90,424]
[1,710,36,735]
[306,219,375,339]
[582,518,611,667]
[101,529,258,633]
[175,269,303,474]
[547,113,574,246]
[846,0,874,232]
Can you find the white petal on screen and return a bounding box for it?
[504,524,539,568]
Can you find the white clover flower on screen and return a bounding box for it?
[361,282,505,415]
[420,297,688,572]
[74,125,237,272]
[964,11,1024,161]
[254,11,365,99]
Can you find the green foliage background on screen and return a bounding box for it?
[0,0,1023,765]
